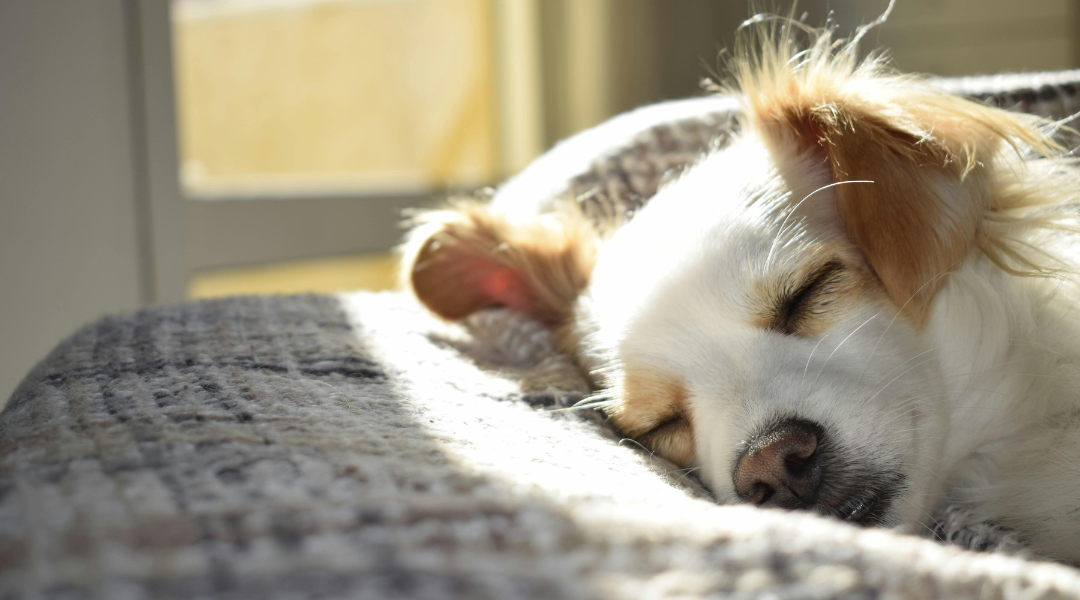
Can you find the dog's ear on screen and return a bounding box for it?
[403,202,596,326]
[760,101,989,323]
[741,55,1053,323]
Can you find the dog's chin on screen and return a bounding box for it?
[818,475,907,527]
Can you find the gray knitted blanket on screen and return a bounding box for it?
[5,292,1080,599]
[6,71,1080,599]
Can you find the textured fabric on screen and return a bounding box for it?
[7,70,1080,599]
[5,292,1080,600]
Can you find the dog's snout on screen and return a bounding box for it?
[733,419,823,509]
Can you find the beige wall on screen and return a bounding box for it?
[0,0,147,404]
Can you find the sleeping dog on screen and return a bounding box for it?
[403,18,1080,563]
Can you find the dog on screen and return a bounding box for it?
[402,18,1080,563]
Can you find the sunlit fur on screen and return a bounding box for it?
[405,199,599,341]
[404,18,1080,563]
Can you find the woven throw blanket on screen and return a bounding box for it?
[5,292,1080,599]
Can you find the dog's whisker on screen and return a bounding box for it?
[865,346,940,392]
[813,312,879,385]
[803,334,830,376]
[764,180,874,272]
[855,261,962,387]
[860,356,938,408]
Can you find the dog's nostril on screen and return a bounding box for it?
[784,453,811,476]
[733,419,823,510]
[748,482,776,506]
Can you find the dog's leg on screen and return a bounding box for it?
[930,505,1029,556]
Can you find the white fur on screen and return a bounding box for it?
[572,121,1080,563]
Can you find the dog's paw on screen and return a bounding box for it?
[930,505,1029,556]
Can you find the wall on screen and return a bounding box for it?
[0,1,147,404]
[539,0,1079,147]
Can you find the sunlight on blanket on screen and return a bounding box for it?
[335,291,1075,597]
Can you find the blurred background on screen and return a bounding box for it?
[2,0,1079,403]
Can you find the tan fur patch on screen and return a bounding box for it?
[749,253,858,337]
[607,372,695,467]
[824,111,990,325]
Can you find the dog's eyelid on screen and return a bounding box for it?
[635,415,695,467]
[772,260,845,335]
[637,415,691,447]
[647,415,688,431]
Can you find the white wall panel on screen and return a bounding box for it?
[0,0,146,403]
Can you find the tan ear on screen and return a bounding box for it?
[403,202,596,326]
[749,89,1046,323]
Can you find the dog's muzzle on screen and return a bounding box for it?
[733,419,824,509]
[732,418,901,526]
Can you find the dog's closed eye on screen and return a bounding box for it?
[609,373,697,467]
[637,416,695,466]
[770,261,846,335]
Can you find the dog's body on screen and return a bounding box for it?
[404,23,1080,563]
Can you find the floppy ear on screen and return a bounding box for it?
[749,92,1031,322]
[738,38,1055,323]
[403,202,597,326]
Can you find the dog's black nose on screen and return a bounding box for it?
[733,419,823,509]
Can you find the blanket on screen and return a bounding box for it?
[4,292,1080,599]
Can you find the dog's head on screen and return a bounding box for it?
[403,24,1060,529]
